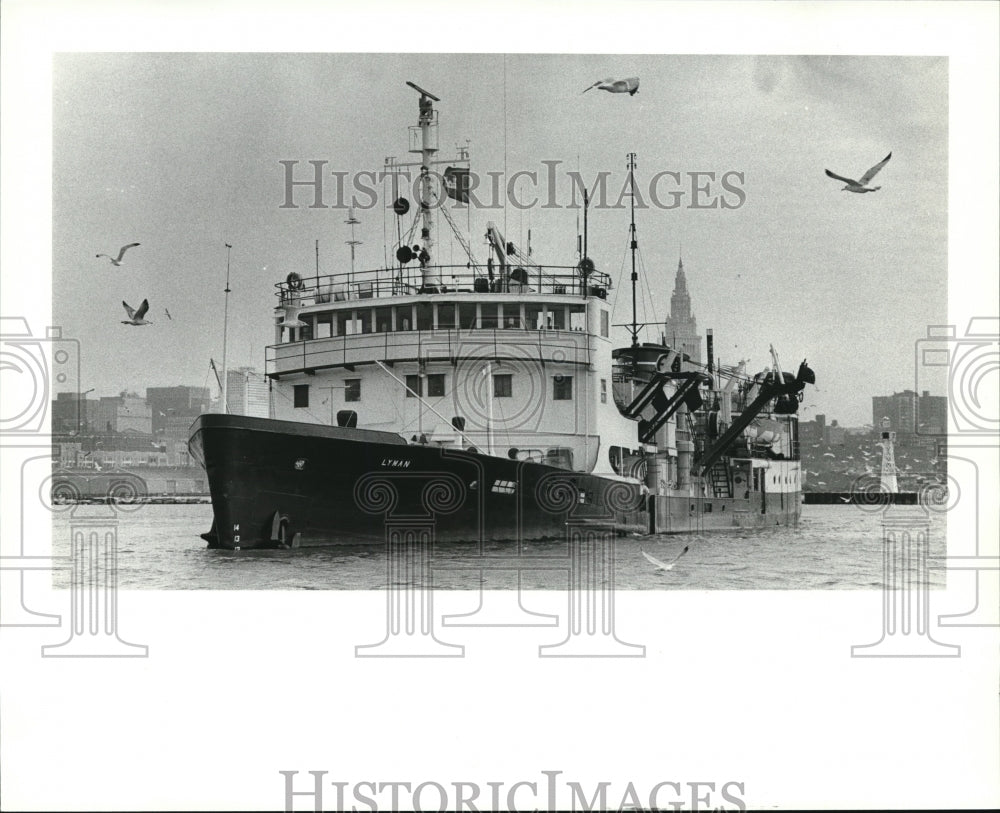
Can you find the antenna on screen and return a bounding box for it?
[345,207,362,282]
[627,152,639,348]
[221,243,233,414]
[405,80,440,101]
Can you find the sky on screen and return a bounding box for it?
[49,51,949,426]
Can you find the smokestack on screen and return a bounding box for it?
[706,328,714,373]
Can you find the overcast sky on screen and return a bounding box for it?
[52,52,948,426]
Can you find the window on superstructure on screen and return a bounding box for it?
[481,303,499,329]
[493,374,512,398]
[405,375,422,398]
[550,306,566,331]
[345,379,361,402]
[375,307,392,333]
[437,303,456,330]
[525,303,544,330]
[416,303,433,331]
[316,312,333,339]
[601,379,607,403]
[397,305,414,331]
[553,375,573,401]
[503,303,521,328]
[336,311,352,337]
[600,310,609,337]
[459,303,477,329]
[569,305,586,332]
[293,385,309,408]
[427,374,445,397]
[357,309,372,334]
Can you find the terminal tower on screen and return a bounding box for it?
[663,257,701,363]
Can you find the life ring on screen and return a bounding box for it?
[286,272,304,291]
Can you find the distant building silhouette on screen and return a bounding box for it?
[51,392,99,434]
[663,257,701,363]
[147,385,211,434]
[95,394,152,435]
[873,390,947,435]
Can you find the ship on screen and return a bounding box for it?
[189,81,815,549]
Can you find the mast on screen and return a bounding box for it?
[345,208,361,283]
[406,81,440,289]
[627,152,639,348]
[221,242,232,413]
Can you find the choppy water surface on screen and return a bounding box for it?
[49,503,946,590]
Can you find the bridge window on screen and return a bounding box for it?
[503,303,521,328]
[315,312,332,338]
[553,375,573,400]
[374,307,392,333]
[405,375,421,397]
[481,303,499,329]
[525,303,544,330]
[427,374,445,397]
[601,310,609,337]
[416,302,433,331]
[459,303,477,329]
[345,379,361,402]
[493,374,512,398]
[336,311,353,336]
[398,304,414,331]
[437,303,456,330]
[570,304,586,332]
[549,306,566,331]
[294,384,309,408]
[601,379,607,403]
[357,308,372,334]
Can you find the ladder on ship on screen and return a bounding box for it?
[708,461,731,498]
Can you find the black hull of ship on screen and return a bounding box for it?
[189,415,802,550]
[189,414,649,549]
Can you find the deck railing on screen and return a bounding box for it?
[276,264,613,308]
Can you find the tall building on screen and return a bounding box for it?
[95,393,152,434]
[872,390,946,435]
[51,392,99,434]
[225,367,269,418]
[663,257,701,363]
[147,386,211,434]
[917,390,948,434]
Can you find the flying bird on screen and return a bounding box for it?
[96,242,140,265]
[583,77,640,96]
[164,308,173,320]
[825,153,892,193]
[121,299,153,326]
[641,545,689,572]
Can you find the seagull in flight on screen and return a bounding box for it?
[641,545,689,572]
[583,77,640,96]
[164,308,173,320]
[96,242,140,265]
[121,299,153,326]
[825,153,892,193]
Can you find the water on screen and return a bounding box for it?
[50,503,947,590]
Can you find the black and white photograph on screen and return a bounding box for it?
[1,1,997,810]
